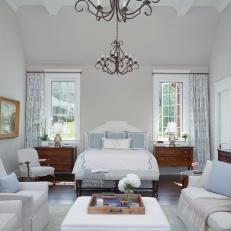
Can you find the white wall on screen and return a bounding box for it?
[80,65,153,149]
[28,65,207,153]
[28,65,153,150]
[0,2,26,173]
[209,3,231,158]
[17,6,218,67]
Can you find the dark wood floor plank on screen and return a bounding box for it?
[48,180,182,205]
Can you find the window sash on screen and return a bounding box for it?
[45,72,80,142]
[153,73,189,141]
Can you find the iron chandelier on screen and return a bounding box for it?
[95,20,139,75]
[75,0,160,22]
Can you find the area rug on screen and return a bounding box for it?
[45,204,187,231]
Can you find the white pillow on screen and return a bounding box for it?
[199,160,213,187]
[102,138,131,150]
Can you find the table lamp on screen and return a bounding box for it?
[165,122,177,147]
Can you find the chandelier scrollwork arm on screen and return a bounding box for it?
[75,0,160,22]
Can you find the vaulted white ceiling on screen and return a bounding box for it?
[4,0,231,67]
[5,0,231,16]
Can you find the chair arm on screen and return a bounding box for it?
[39,158,50,166]
[18,161,31,178]
[0,200,22,228]
[19,181,49,194]
[188,175,202,187]
[0,193,33,218]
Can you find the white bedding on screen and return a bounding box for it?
[72,149,159,179]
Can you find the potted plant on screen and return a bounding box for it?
[40,133,49,147]
[181,131,189,144]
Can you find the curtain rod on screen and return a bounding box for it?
[152,72,208,75]
[26,71,82,74]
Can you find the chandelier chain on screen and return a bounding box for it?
[74,0,161,75]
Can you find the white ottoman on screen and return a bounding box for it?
[61,196,171,231]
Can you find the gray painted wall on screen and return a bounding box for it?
[28,65,207,175]
[17,6,218,67]
[209,3,231,158]
[0,2,26,173]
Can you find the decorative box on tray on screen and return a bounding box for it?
[88,194,145,214]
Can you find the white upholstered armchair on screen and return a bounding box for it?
[0,200,22,231]
[0,159,49,231]
[17,148,55,185]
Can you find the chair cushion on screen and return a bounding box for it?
[207,212,231,231]
[182,187,228,201]
[0,213,17,231]
[199,160,213,187]
[30,166,54,177]
[17,148,40,167]
[16,190,47,214]
[205,160,231,197]
[0,173,19,193]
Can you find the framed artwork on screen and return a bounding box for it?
[0,97,20,139]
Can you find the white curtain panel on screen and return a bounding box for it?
[25,72,45,148]
[189,74,211,167]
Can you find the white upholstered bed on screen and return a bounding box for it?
[72,121,160,197]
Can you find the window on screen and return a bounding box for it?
[153,73,189,141]
[45,71,80,141]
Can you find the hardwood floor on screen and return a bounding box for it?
[48,178,182,206]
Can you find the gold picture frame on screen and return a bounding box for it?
[0,97,20,139]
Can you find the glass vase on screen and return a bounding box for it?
[125,190,133,204]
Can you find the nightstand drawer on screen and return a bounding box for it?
[218,150,231,163]
[35,146,77,173]
[154,146,193,168]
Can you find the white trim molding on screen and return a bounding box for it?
[5,0,231,15]
[153,72,189,141]
[45,71,81,142]
[214,77,231,158]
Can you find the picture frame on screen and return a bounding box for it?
[0,97,20,139]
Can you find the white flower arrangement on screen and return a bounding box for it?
[118,174,141,193]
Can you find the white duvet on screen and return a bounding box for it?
[72,149,159,174]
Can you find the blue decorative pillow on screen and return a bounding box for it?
[0,173,19,193]
[128,132,146,149]
[88,133,105,149]
[106,131,126,139]
[205,160,231,197]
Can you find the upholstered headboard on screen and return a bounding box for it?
[85,121,147,149]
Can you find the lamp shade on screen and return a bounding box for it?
[165,122,177,133]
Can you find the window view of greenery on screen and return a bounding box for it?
[50,81,76,140]
[158,82,182,140]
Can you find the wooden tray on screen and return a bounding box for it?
[88,194,145,214]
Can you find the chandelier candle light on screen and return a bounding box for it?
[75,0,160,22]
[95,20,139,75]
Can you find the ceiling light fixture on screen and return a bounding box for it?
[75,0,160,22]
[95,20,139,75]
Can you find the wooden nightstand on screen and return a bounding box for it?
[154,145,193,170]
[218,149,231,163]
[35,146,77,174]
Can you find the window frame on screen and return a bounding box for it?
[45,71,81,142]
[153,72,189,142]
